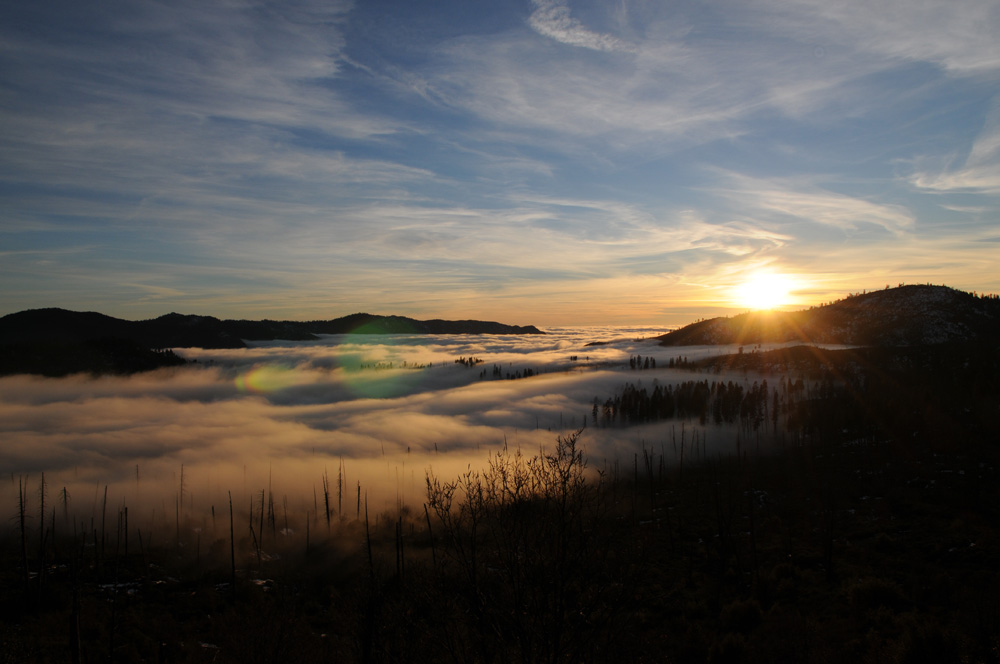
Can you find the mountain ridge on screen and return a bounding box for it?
[0,309,545,348]
[0,309,546,375]
[658,285,1000,347]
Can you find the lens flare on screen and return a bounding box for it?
[335,341,434,399]
[234,365,312,393]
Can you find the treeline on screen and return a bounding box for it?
[478,363,538,380]
[593,379,782,431]
[628,354,656,369]
[687,342,1000,444]
[357,360,429,370]
[593,366,979,444]
[452,357,540,380]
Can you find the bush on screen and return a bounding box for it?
[424,430,636,663]
[894,619,961,664]
[708,633,747,664]
[848,577,908,614]
[721,598,762,633]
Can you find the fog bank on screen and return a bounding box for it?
[2,328,778,526]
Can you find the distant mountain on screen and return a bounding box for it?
[301,313,545,336]
[0,309,545,350]
[0,308,545,375]
[658,285,1000,347]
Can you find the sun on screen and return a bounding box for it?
[734,272,796,310]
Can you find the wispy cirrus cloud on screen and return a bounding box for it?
[0,0,403,208]
[420,0,944,157]
[527,0,633,52]
[707,172,915,235]
[1,0,999,322]
[910,100,1000,194]
[739,0,1000,75]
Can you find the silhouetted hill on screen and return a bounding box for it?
[0,308,545,375]
[658,285,1000,347]
[0,309,135,345]
[0,309,250,350]
[0,339,186,377]
[306,313,545,335]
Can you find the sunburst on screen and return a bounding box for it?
[734,272,796,310]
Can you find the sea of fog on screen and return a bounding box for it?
[1,327,808,529]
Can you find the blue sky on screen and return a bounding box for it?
[2,0,998,325]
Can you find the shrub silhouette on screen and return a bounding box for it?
[848,577,908,615]
[425,430,636,663]
[720,598,762,633]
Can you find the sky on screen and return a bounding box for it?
[2,0,999,326]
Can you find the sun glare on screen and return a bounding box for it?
[734,272,795,310]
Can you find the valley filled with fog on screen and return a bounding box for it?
[4,326,998,664]
[1,328,793,524]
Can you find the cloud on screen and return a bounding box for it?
[528,0,632,52]
[739,0,1000,75]
[910,99,1000,194]
[2,0,998,323]
[427,35,736,149]
[1,332,746,518]
[422,0,958,153]
[0,0,415,227]
[707,172,915,235]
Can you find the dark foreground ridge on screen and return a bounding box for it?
[658,284,1000,347]
[0,309,545,376]
[3,427,998,662]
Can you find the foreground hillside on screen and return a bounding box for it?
[3,424,997,663]
[658,285,1000,346]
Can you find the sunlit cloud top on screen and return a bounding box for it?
[2,0,998,325]
[0,330,719,513]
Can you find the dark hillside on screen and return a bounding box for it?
[0,309,545,350]
[135,313,299,348]
[0,308,544,375]
[0,339,186,376]
[308,313,544,335]
[658,285,1000,346]
[0,308,134,345]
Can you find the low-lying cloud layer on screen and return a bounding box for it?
[2,330,755,525]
